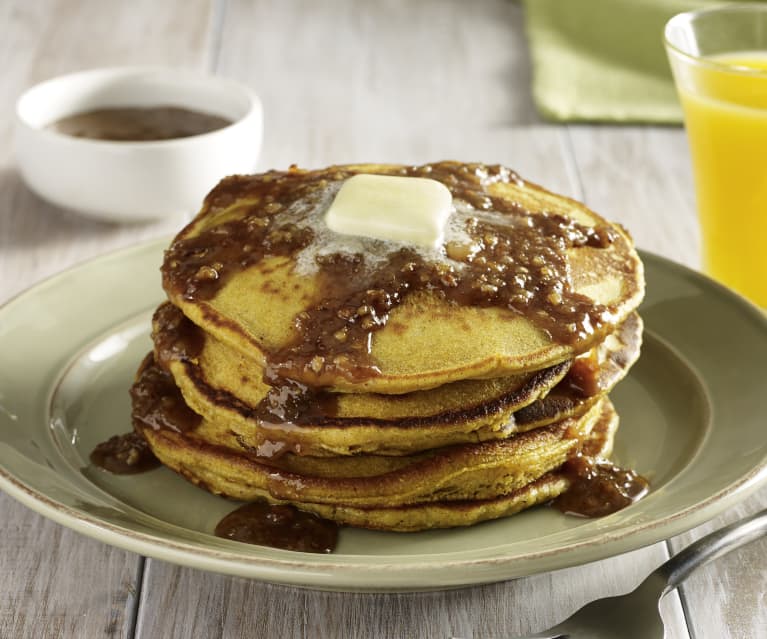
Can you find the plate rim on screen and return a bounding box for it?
[1,237,767,590]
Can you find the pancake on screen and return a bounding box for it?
[151,302,641,456]
[132,350,606,508]
[151,302,570,456]
[515,311,643,428]
[161,162,644,394]
[263,400,604,507]
[132,354,602,505]
[290,402,618,532]
[135,386,618,531]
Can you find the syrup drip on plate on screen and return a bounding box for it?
[554,453,649,517]
[214,501,338,553]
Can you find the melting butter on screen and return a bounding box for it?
[324,174,453,248]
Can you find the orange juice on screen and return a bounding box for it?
[677,52,767,306]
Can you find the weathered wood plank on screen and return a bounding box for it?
[0,1,216,638]
[135,544,691,639]
[215,0,541,172]
[0,493,140,639]
[670,492,767,639]
[26,0,214,84]
[566,125,699,267]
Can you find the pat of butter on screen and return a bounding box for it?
[325,174,452,248]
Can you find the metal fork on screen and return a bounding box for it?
[515,508,767,639]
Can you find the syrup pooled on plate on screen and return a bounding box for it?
[89,432,160,475]
[214,501,338,553]
[91,352,201,474]
[553,453,649,517]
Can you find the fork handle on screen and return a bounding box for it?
[656,508,767,594]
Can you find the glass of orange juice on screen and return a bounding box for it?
[665,4,767,307]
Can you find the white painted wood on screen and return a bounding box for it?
[566,125,700,268]
[136,546,690,639]
[0,1,215,637]
[0,493,140,639]
[215,0,542,172]
[669,494,767,639]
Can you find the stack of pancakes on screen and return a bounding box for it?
[132,162,645,532]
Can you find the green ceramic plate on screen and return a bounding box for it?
[1,239,766,592]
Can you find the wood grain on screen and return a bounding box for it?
[566,125,700,267]
[135,545,692,639]
[0,1,216,637]
[215,0,541,172]
[669,492,767,639]
[0,493,139,639]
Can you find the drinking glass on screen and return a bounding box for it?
[665,4,767,307]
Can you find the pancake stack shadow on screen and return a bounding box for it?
[131,162,646,533]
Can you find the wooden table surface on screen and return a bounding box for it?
[1,1,765,637]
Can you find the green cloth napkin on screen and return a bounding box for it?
[522,0,740,123]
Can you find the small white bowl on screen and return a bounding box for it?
[15,67,263,222]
